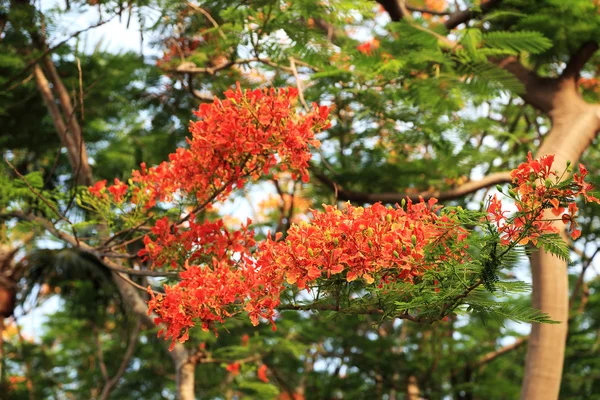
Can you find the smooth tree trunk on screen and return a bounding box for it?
[521,81,600,400]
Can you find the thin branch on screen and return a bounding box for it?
[4,158,72,225]
[276,303,423,322]
[406,4,451,16]
[443,0,503,30]
[94,324,110,382]
[186,75,215,102]
[473,336,528,368]
[289,57,310,112]
[100,263,180,278]
[113,271,157,293]
[312,167,512,204]
[168,57,317,76]
[569,247,600,308]
[2,17,114,90]
[187,3,227,40]
[4,212,166,291]
[99,318,142,400]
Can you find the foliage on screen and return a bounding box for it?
[2,0,600,399]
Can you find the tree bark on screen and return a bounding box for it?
[33,64,91,185]
[406,375,421,400]
[110,272,196,400]
[521,81,600,400]
[40,56,93,186]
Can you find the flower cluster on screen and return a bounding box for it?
[256,200,468,289]
[138,216,256,269]
[89,178,129,203]
[129,84,329,209]
[487,153,599,243]
[90,84,598,351]
[148,199,471,348]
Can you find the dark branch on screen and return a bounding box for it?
[312,168,512,204]
[406,4,451,16]
[377,0,405,22]
[444,0,503,30]
[561,41,599,80]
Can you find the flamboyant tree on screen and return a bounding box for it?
[3,1,600,399]
[3,82,599,398]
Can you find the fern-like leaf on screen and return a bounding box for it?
[483,31,553,54]
[536,234,571,262]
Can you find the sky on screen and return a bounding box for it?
[42,1,160,55]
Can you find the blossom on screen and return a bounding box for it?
[89,180,107,198]
[108,178,128,203]
[488,152,599,242]
[357,39,380,55]
[257,364,269,382]
[226,362,241,376]
[130,83,330,209]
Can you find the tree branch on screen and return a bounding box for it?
[473,336,528,368]
[377,0,407,22]
[4,211,193,395]
[99,318,142,400]
[167,58,304,76]
[2,17,113,90]
[406,4,451,16]
[444,0,504,30]
[561,41,599,80]
[313,168,512,204]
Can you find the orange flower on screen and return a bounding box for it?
[257,364,269,382]
[357,39,380,55]
[226,362,241,376]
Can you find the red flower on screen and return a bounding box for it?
[357,39,380,55]
[89,180,107,198]
[257,364,269,382]
[226,362,241,376]
[108,178,128,203]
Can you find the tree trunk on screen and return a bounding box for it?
[110,272,195,399]
[521,84,600,400]
[177,361,196,400]
[406,375,421,400]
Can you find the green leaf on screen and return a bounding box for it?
[483,31,553,54]
[536,233,571,262]
[237,381,280,399]
[488,303,559,324]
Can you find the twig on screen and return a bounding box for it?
[4,158,72,225]
[101,262,180,278]
[113,271,161,294]
[2,17,115,90]
[289,57,310,112]
[99,318,142,400]
[187,3,227,40]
